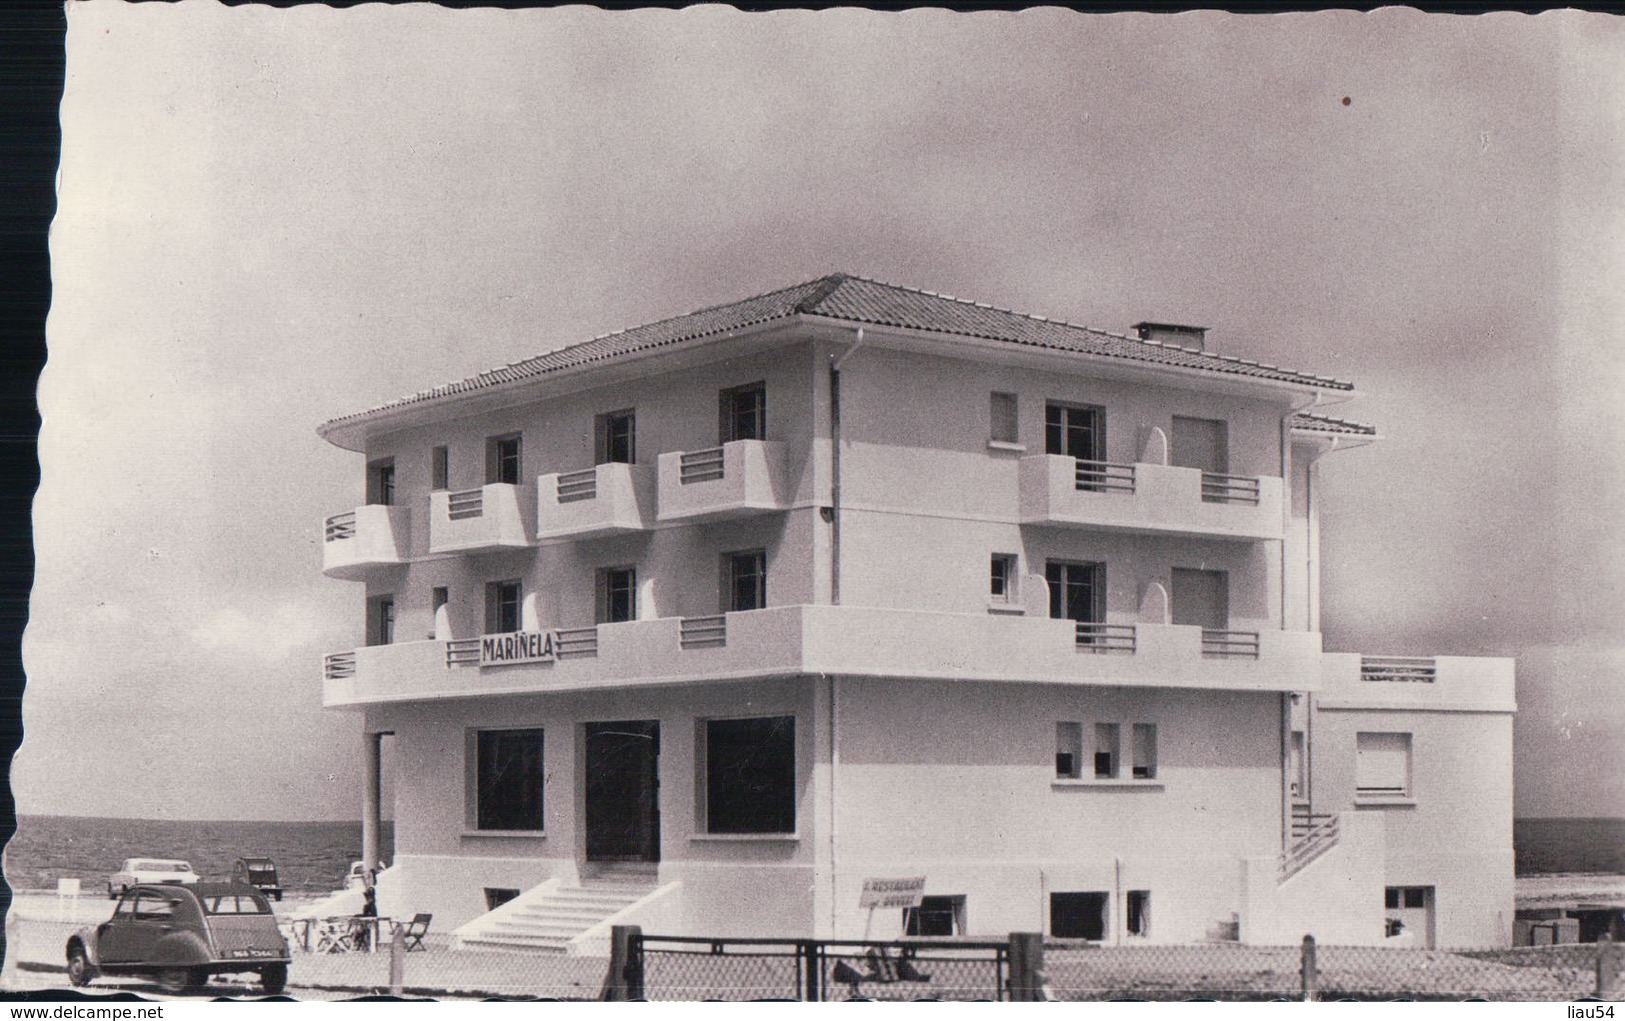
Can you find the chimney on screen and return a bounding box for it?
[1132,322,1209,351]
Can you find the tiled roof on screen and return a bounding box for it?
[321,273,1354,433]
[1289,412,1377,436]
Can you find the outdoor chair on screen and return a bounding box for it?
[314,918,357,954]
[396,912,432,951]
[831,946,931,994]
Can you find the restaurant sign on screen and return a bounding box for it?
[859,876,927,910]
[480,630,558,667]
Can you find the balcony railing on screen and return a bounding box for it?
[555,469,598,503]
[1074,622,1137,654]
[1202,629,1261,659]
[657,440,789,523]
[1360,656,1437,683]
[1074,459,1136,494]
[321,504,410,579]
[324,512,357,542]
[679,614,727,649]
[322,612,1326,709]
[1201,472,1261,505]
[1019,455,1282,541]
[679,447,727,485]
[447,488,485,520]
[323,651,357,680]
[429,483,536,554]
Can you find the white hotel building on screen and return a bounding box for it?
[317,275,1515,951]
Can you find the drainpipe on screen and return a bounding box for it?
[828,673,840,936]
[1113,856,1123,947]
[829,328,865,606]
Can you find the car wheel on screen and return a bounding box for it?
[156,967,205,993]
[66,944,95,987]
[260,963,287,995]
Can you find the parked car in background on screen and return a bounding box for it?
[107,859,199,899]
[230,857,282,901]
[67,883,291,993]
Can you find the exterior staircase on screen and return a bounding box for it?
[455,864,662,953]
[1280,802,1341,882]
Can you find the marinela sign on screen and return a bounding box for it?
[480,630,558,667]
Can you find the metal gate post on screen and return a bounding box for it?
[1597,934,1619,999]
[388,923,405,995]
[801,940,822,1001]
[1008,932,1044,1002]
[1300,934,1319,1002]
[603,925,644,1000]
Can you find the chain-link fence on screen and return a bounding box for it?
[634,935,1008,1001]
[10,907,1618,1002]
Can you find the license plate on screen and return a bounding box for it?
[228,949,278,959]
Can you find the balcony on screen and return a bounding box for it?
[428,483,536,555]
[1018,455,1284,541]
[656,440,789,523]
[322,606,1323,707]
[1320,652,1515,712]
[535,462,655,541]
[321,505,410,579]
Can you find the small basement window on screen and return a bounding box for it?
[485,888,520,911]
[903,896,966,937]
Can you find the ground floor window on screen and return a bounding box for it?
[1050,891,1109,940]
[1126,890,1151,937]
[904,896,966,937]
[701,715,795,834]
[473,728,544,831]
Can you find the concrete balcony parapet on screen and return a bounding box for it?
[322,504,410,579]
[536,462,656,540]
[428,483,536,554]
[1018,454,1284,541]
[322,606,1323,708]
[656,440,789,523]
[1319,652,1515,713]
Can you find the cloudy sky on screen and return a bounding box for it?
[22,3,1623,821]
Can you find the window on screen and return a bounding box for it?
[474,728,544,831]
[1056,722,1083,779]
[1045,402,1104,461]
[485,888,520,911]
[368,596,395,646]
[990,392,1019,444]
[723,549,767,612]
[1094,723,1120,779]
[1171,415,1229,475]
[1050,892,1108,941]
[990,554,1018,603]
[720,382,767,443]
[1046,561,1104,624]
[431,446,449,491]
[1131,723,1158,779]
[367,459,395,506]
[431,587,450,640]
[133,892,179,922]
[1356,732,1412,798]
[597,410,636,465]
[1171,568,1229,630]
[701,715,795,834]
[598,567,637,624]
[1290,730,1306,799]
[486,434,521,485]
[485,580,521,635]
[1126,890,1151,937]
[903,896,966,937]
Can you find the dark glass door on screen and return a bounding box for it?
[584,721,660,862]
[1046,561,1103,623]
